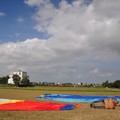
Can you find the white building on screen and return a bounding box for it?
[8,70,28,84]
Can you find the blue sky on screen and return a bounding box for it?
[0,0,42,42]
[0,0,92,42]
[0,0,120,84]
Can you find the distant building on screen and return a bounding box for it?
[8,70,28,84]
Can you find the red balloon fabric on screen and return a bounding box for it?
[0,100,72,111]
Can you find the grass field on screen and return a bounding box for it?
[0,86,120,120]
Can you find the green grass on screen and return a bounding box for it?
[0,85,120,92]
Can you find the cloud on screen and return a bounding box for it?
[17,17,24,22]
[0,38,56,73]
[93,0,120,18]
[0,11,6,16]
[1,0,120,83]
[90,68,113,77]
[24,0,49,7]
[27,0,120,61]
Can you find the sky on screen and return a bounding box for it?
[0,0,120,84]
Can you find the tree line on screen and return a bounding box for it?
[0,74,120,88]
[0,76,9,84]
[102,80,120,88]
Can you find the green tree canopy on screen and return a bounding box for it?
[102,80,109,87]
[102,80,120,88]
[0,75,9,84]
[113,80,120,88]
[20,76,30,86]
[12,74,21,86]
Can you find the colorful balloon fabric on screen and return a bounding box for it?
[36,94,120,103]
[0,99,74,111]
[0,99,23,104]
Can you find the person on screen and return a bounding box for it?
[90,98,119,109]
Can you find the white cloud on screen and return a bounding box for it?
[0,11,6,16]
[17,17,24,22]
[0,38,52,75]
[30,0,120,61]
[93,0,120,18]
[24,0,49,7]
[1,0,120,83]
[90,68,113,77]
[90,68,99,74]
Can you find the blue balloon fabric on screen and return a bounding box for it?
[61,104,75,110]
[36,94,120,103]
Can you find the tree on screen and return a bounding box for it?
[102,80,109,87]
[20,76,30,86]
[12,74,21,86]
[0,75,9,84]
[102,80,120,88]
[113,80,120,88]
